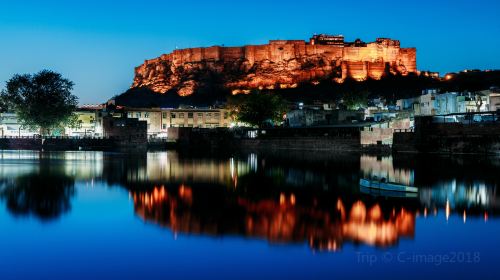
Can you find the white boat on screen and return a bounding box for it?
[360,178,418,193]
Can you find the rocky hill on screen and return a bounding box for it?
[131,35,417,96]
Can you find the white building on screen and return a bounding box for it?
[0,113,38,137]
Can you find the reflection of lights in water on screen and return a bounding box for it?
[279,193,286,205]
[141,152,254,187]
[230,158,235,179]
[336,199,345,220]
[157,152,169,168]
[131,190,416,252]
[419,182,493,214]
[350,201,367,222]
[463,210,467,224]
[446,199,450,221]
[360,155,414,187]
[248,154,258,172]
[369,204,382,221]
[179,185,192,205]
[229,157,237,188]
[484,212,488,222]
[341,201,414,247]
[424,208,428,218]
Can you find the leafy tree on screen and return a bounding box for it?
[342,90,369,110]
[1,70,78,135]
[235,92,288,128]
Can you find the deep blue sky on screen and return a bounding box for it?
[0,0,499,104]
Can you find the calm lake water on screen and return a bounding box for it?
[0,150,499,280]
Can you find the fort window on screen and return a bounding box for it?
[188,113,193,118]
[162,112,167,118]
[171,113,176,118]
[179,113,184,118]
[136,113,141,118]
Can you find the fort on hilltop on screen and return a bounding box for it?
[132,34,417,96]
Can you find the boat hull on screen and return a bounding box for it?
[359,179,418,193]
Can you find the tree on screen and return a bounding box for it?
[235,92,288,128]
[342,90,369,110]
[474,92,484,112]
[1,70,78,135]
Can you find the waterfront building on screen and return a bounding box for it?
[397,89,490,117]
[396,96,420,113]
[418,91,438,116]
[0,113,38,137]
[125,108,163,137]
[65,106,104,137]
[435,92,459,115]
[123,107,232,138]
[286,108,364,127]
[102,116,147,145]
[287,108,327,127]
[162,108,231,129]
[1,105,105,138]
[484,88,500,112]
[457,92,488,113]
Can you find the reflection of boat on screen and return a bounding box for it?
[360,178,418,194]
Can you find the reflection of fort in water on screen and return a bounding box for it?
[131,185,415,251]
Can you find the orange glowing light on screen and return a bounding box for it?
[369,204,382,222]
[445,200,450,221]
[179,185,193,204]
[290,194,296,206]
[350,201,367,222]
[280,193,286,205]
[337,199,346,220]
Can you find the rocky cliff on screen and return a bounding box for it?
[132,35,417,96]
